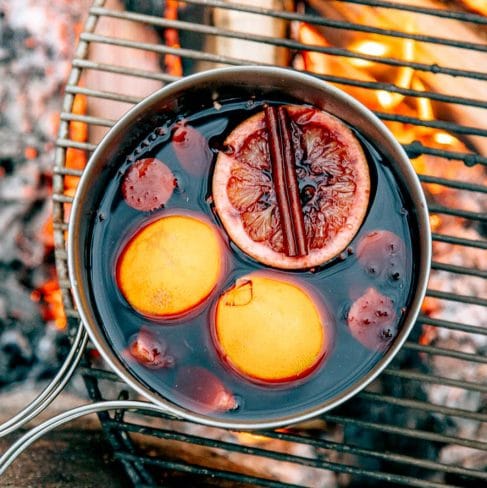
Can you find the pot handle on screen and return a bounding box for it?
[0,399,169,476]
[0,323,88,437]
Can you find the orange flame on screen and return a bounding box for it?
[164,0,183,77]
[31,278,67,330]
[296,18,480,330]
[461,0,487,16]
[234,432,270,445]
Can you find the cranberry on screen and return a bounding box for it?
[175,366,237,413]
[357,230,405,282]
[127,329,174,369]
[172,122,212,176]
[121,158,175,212]
[347,288,397,350]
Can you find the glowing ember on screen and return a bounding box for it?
[31,278,67,330]
[460,0,487,16]
[349,40,388,68]
[295,16,484,352]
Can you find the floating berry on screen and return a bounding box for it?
[121,158,176,212]
[175,366,237,414]
[357,230,405,281]
[347,287,397,350]
[127,329,174,369]
[172,122,213,176]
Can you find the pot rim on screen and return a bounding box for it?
[68,66,431,430]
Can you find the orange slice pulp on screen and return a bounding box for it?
[212,104,370,270]
[117,214,222,317]
[214,273,326,382]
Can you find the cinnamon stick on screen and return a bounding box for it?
[278,107,308,257]
[265,105,308,257]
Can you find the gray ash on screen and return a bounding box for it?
[0,0,90,390]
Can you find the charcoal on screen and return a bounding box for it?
[123,0,164,17]
[0,327,35,384]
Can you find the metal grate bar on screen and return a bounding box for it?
[106,420,487,484]
[115,452,303,488]
[404,143,487,167]
[72,58,178,83]
[92,3,487,58]
[425,289,487,308]
[404,342,487,364]
[418,314,487,336]
[53,222,69,231]
[428,203,487,223]
[54,167,84,177]
[82,25,487,82]
[80,31,270,68]
[374,112,487,138]
[52,194,75,204]
[432,232,487,250]
[382,368,487,394]
[261,430,487,481]
[56,138,97,151]
[60,112,116,127]
[114,448,455,488]
[322,414,487,451]
[184,0,487,25]
[65,85,141,104]
[131,408,487,451]
[332,0,487,24]
[73,57,487,111]
[358,391,487,422]
[418,174,487,194]
[431,261,487,280]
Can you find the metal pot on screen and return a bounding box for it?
[68,66,431,429]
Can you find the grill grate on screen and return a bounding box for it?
[52,0,487,486]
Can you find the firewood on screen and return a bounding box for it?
[458,0,487,16]
[83,0,164,144]
[199,0,293,71]
[296,22,382,109]
[306,0,487,156]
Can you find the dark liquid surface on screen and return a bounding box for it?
[89,99,417,421]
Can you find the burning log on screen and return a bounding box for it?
[458,0,487,16]
[201,0,292,69]
[295,23,381,109]
[163,0,183,77]
[305,0,487,156]
[84,0,165,144]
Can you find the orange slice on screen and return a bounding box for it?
[117,214,222,317]
[214,273,326,382]
[213,104,370,269]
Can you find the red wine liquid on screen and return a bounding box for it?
[88,99,417,421]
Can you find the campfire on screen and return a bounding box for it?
[1,0,486,486]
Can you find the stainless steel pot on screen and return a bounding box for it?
[68,66,431,429]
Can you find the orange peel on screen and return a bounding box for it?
[212,104,370,270]
[117,214,222,317]
[214,273,326,382]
